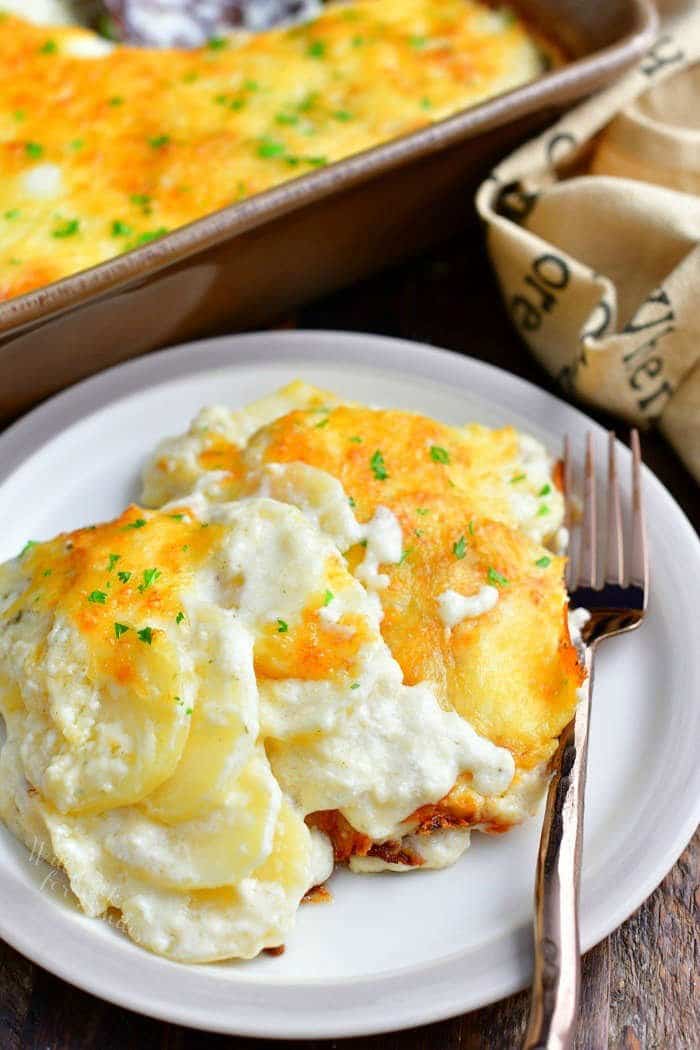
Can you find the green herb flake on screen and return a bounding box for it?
[169,513,185,521]
[370,449,388,481]
[111,219,132,237]
[539,483,552,497]
[108,96,124,106]
[107,553,121,572]
[349,435,363,443]
[42,568,52,577]
[20,540,37,557]
[399,547,414,565]
[314,416,330,428]
[130,193,152,213]
[348,496,356,508]
[39,39,57,54]
[420,96,432,109]
[276,618,289,633]
[123,518,147,530]
[351,34,364,47]
[13,110,25,122]
[409,35,427,49]
[88,590,107,605]
[117,571,132,584]
[537,505,551,517]
[229,97,245,111]
[323,589,334,606]
[416,507,430,516]
[430,445,450,464]
[207,36,226,50]
[24,142,43,159]
[468,520,475,535]
[114,622,129,639]
[137,626,153,645]
[535,556,552,568]
[69,138,84,151]
[148,134,171,149]
[307,40,326,58]
[275,112,299,126]
[414,529,423,538]
[185,707,193,716]
[138,567,162,592]
[452,536,467,559]
[350,682,360,689]
[487,567,509,587]
[128,228,169,248]
[4,209,20,220]
[51,219,80,239]
[332,109,353,121]
[244,78,259,91]
[257,137,285,159]
[510,473,527,484]
[175,610,185,624]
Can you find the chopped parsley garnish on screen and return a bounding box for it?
[111,220,132,237]
[39,40,57,54]
[414,529,423,538]
[114,622,129,639]
[399,547,414,564]
[348,496,356,508]
[13,110,25,122]
[107,553,121,571]
[315,417,330,428]
[117,571,132,583]
[174,696,183,705]
[185,707,193,716]
[452,536,467,559]
[244,79,259,91]
[52,219,80,239]
[307,40,326,58]
[275,112,299,126]
[332,110,353,122]
[169,513,185,521]
[416,507,430,516]
[138,567,162,592]
[69,139,84,151]
[207,36,226,50]
[409,35,427,48]
[276,619,288,633]
[430,445,450,464]
[468,520,475,535]
[20,540,37,557]
[123,518,146,530]
[349,435,363,443]
[350,682,360,689]
[537,505,551,516]
[148,134,171,149]
[130,193,152,213]
[510,473,527,484]
[137,627,153,645]
[539,483,552,496]
[258,138,285,159]
[42,569,52,577]
[5,209,20,220]
[370,450,388,481]
[487,567,509,587]
[88,590,107,604]
[25,142,43,161]
[323,590,334,606]
[297,91,318,112]
[175,610,185,624]
[128,228,169,249]
[420,97,432,109]
[535,556,552,568]
[108,96,123,106]
[351,34,364,47]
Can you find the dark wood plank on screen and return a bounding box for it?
[1,233,698,1050]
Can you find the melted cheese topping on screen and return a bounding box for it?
[0,0,553,300]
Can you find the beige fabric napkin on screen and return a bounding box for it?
[476,6,700,481]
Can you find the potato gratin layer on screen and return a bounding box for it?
[0,0,551,300]
[0,383,583,961]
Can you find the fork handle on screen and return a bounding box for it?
[522,648,594,1050]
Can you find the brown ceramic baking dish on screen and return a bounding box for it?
[0,0,657,420]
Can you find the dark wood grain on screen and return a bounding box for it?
[1,234,697,1050]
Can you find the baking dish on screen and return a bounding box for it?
[0,0,657,420]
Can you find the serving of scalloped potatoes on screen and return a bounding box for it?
[0,382,583,961]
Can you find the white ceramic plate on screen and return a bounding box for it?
[0,331,698,1039]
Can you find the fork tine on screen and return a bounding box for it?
[578,432,597,587]
[605,432,624,584]
[629,429,649,596]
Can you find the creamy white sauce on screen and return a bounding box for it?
[63,35,115,58]
[437,585,499,628]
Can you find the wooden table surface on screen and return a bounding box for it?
[1,236,698,1050]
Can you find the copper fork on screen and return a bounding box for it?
[522,430,649,1050]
